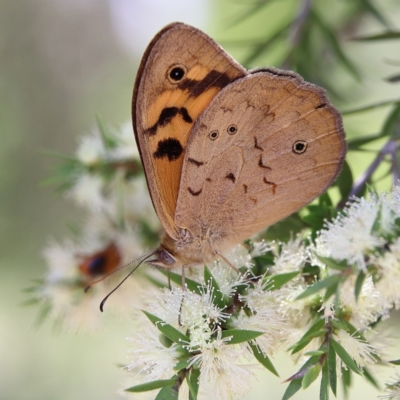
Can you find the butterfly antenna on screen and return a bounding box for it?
[99,252,155,312]
[84,251,155,293]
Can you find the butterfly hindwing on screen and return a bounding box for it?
[174,70,346,249]
[132,22,247,238]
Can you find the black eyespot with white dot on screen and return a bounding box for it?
[167,64,187,83]
[227,124,237,135]
[209,130,219,140]
[292,140,308,154]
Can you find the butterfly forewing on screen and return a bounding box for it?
[132,22,246,238]
[175,70,346,249]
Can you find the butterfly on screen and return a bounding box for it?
[132,22,346,272]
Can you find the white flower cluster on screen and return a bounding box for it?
[380,373,400,400]
[125,242,306,399]
[310,186,400,371]
[38,122,159,331]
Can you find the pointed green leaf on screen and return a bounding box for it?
[282,378,303,400]
[389,359,400,365]
[283,355,321,399]
[330,318,349,332]
[241,22,290,66]
[221,329,263,345]
[353,31,400,41]
[347,133,386,149]
[341,366,351,397]
[355,271,366,300]
[324,280,339,302]
[340,320,368,342]
[174,359,191,371]
[342,98,400,115]
[230,0,273,26]
[160,270,202,295]
[125,378,176,392]
[312,10,360,81]
[335,160,353,201]
[305,350,325,356]
[159,333,173,348]
[320,360,329,400]
[382,102,400,138]
[290,330,327,354]
[249,342,279,376]
[328,344,337,396]
[296,275,342,300]
[155,384,178,400]
[315,255,349,270]
[187,368,200,400]
[289,318,324,349]
[204,265,225,308]
[363,367,380,389]
[386,73,400,83]
[359,0,391,28]
[142,311,189,344]
[330,338,362,375]
[264,271,301,291]
[302,363,322,389]
[96,115,119,149]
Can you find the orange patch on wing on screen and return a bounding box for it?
[78,243,121,277]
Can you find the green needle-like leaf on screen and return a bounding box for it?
[155,385,179,400]
[353,31,400,41]
[264,271,300,290]
[250,342,279,376]
[125,379,177,393]
[382,102,400,138]
[302,363,322,389]
[330,339,362,375]
[221,329,263,344]
[296,275,342,300]
[160,270,202,295]
[320,361,329,400]
[143,311,189,344]
[354,271,366,300]
[328,344,337,396]
[187,368,200,400]
[204,265,225,308]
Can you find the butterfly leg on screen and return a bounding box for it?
[215,252,240,274]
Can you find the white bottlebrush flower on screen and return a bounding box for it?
[222,244,253,270]
[250,239,273,258]
[323,274,386,330]
[76,129,106,165]
[190,330,257,400]
[379,373,400,399]
[391,184,400,215]
[40,218,150,332]
[209,258,249,298]
[148,285,228,334]
[334,329,380,370]
[315,196,384,270]
[269,236,308,274]
[126,324,181,382]
[233,307,286,356]
[375,237,400,311]
[108,122,140,161]
[67,173,106,211]
[42,239,79,283]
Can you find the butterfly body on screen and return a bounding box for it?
[133,23,346,270]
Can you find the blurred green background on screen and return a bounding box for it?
[1,1,400,399]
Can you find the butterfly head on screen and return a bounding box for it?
[147,247,177,269]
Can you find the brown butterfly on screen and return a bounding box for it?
[132,22,346,273]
